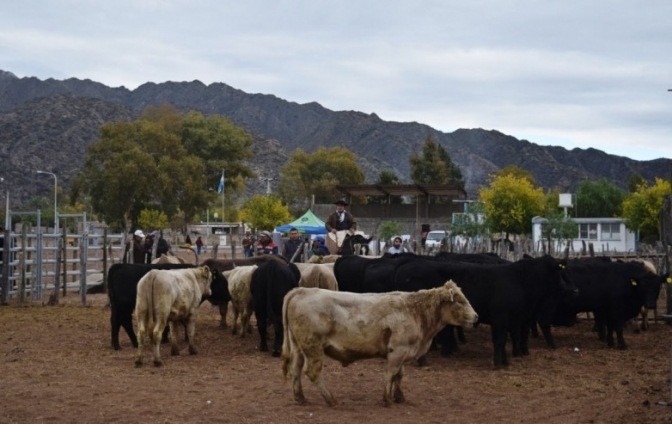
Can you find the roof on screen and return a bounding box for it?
[335,184,467,198]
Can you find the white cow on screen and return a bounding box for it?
[134,266,213,367]
[295,263,338,291]
[281,280,478,406]
[223,265,257,337]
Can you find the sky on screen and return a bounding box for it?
[2,0,671,161]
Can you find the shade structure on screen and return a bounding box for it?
[275,209,327,235]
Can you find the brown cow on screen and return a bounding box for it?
[281,280,478,406]
[134,266,213,367]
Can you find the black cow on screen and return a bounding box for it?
[250,261,300,357]
[108,263,230,351]
[434,252,511,264]
[394,255,575,367]
[550,260,667,349]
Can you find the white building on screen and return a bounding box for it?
[531,217,637,254]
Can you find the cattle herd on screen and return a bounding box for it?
[107,251,670,407]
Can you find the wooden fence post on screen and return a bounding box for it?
[19,225,27,303]
[62,226,67,297]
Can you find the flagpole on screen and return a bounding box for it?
[221,170,225,223]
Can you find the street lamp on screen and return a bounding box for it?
[36,171,58,234]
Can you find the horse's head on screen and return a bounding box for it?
[339,233,373,256]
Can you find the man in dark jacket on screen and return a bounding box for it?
[325,199,356,234]
[283,228,304,262]
[123,230,146,264]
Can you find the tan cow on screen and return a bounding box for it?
[151,254,185,264]
[295,263,338,291]
[281,280,478,406]
[223,265,257,337]
[307,255,341,264]
[134,266,213,367]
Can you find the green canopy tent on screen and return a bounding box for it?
[275,209,327,235]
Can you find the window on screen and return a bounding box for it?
[600,223,621,241]
[579,223,598,240]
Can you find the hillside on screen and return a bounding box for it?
[0,70,669,206]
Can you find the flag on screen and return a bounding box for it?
[217,172,224,194]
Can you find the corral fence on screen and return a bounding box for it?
[0,224,125,306]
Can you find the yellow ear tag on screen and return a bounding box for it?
[667,277,672,284]
[559,264,565,269]
[631,280,637,286]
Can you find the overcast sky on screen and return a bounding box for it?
[2,0,671,161]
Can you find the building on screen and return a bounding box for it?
[531,216,637,254]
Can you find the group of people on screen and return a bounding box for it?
[123,230,170,264]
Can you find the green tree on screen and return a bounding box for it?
[621,178,671,240]
[539,189,578,253]
[137,209,170,232]
[409,135,448,184]
[76,105,254,230]
[278,147,365,212]
[495,165,535,185]
[377,221,403,243]
[369,170,403,204]
[450,201,489,238]
[239,195,292,231]
[627,173,646,193]
[479,174,545,238]
[575,178,626,218]
[437,143,464,187]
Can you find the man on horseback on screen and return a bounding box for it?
[325,199,356,234]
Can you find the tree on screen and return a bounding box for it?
[575,178,626,218]
[539,189,578,254]
[76,104,254,230]
[377,221,403,244]
[409,135,464,204]
[278,147,365,212]
[137,209,170,232]
[450,201,489,239]
[494,165,535,185]
[479,174,545,238]
[239,195,292,231]
[369,170,403,205]
[621,178,671,240]
[627,173,646,193]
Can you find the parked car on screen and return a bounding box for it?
[424,230,449,248]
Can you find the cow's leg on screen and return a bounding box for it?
[272,318,283,357]
[231,305,240,335]
[491,325,508,367]
[256,310,269,352]
[639,307,649,332]
[384,353,407,406]
[152,321,165,367]
[135,317,146,367]
[456,326,467,343]
[302,344,335,406]
[120,312,138,349]
[289,348,307,404]
[438,325,458,357]
[169,322,180,356]
[240,309,252,338]
[186,317,198,355]
[614,321,627,350]
[514,322,528,356]
[219,303,229,329]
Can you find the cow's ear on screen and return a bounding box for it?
[448,288,454,302]
[631,279,638,287]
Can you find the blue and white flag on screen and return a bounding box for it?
[217,172,225,194]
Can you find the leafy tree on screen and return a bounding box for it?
[239,195,292,231]
[377,221,403,243]
[494,165,535,185]
[627,173,646,193]
[76,104,254,230]
[479,174,544,238]
[409,135,464,204]
[450,201,489,238]
[278,147,365,212]
[369,170,403,204]
[539,189,578,253]
[575,178,626,218]
[137,209,170,233]
[621,178,671,239]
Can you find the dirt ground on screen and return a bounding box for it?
[1,292,671,424]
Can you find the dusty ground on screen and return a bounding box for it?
[1,292,671,424]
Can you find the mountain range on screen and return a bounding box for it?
[1,69,670,207]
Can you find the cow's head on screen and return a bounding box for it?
[555,258,579,297]
[208,268,231,303]
[339,233,373,256]
[438,280,478,327]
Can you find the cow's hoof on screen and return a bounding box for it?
[294,396,307,405]
[171,347,180,356]
[272,350,281,358]
[258,344,268,352]
[134,360,143,368]
[189,347,198,355]
[113,345,121,351]
[153,360,163,367]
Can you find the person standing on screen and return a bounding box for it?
[387,237,407,254]
[123,230,146,264]
[307,236,330,259]
[242,230,255,257]
[143,231,155,264]
[325,199,356,234]
[255,231,278,255]
[156,232,170,258]
[185,234,192,247]
[195,236,204,255]
[283,228,304,262]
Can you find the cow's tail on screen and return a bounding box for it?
[281,289,297,381]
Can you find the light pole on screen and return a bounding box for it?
[0,177,7,230]
[36,171,58,234]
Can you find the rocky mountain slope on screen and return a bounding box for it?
[0,70,669,207]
